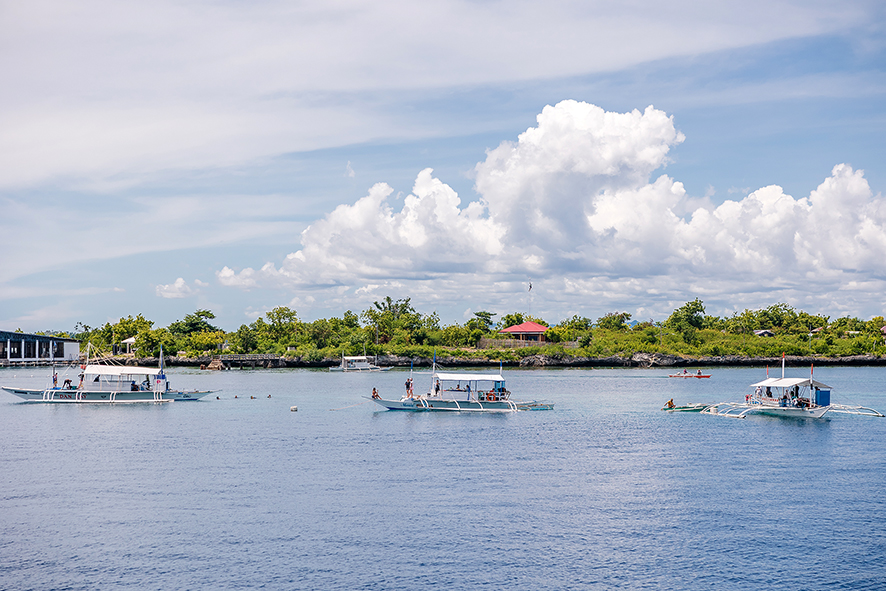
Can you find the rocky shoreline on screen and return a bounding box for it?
[120,352,886,369]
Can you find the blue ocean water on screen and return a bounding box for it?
[1,365,884,590]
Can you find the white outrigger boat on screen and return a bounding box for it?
[368,370,553,412]
[702,367,883,419]
[329,355,390,372]
[1,348,213,403]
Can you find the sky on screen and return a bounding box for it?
[2,0,886,332]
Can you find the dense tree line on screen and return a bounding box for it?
[58,298,886,360]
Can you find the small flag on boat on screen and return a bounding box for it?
[528,282,532,292]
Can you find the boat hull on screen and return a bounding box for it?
[668,374,711,378]
[754,404,830,419]
[367,397,551,412]
[2,386,213,403]
[663,403,710,412]
[702,401,831,419]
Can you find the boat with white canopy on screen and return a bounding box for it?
[368,369,553,412]
[702,363,883,419]
[329,355,390,372]
[1,346,213,403]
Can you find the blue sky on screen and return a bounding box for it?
[2,0,885,332]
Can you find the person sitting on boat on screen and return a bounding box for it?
[371,388,380,399]
[665,398,676,409]
[696,369,702,375]
[682,369,688,375]
[130,381,138,391]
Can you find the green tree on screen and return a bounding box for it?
[666,299,706,344]
[498,313,525,329]
[229,324,258,353]
[265,306,299,343]
[666,299,705,330]
[596,312,631,331]
[467,311,497,332]
[169,310,219,336]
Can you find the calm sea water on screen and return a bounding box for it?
[1,365,884,590]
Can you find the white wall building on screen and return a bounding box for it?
[0,330,80,363]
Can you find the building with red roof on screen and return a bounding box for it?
[499,321,549,343]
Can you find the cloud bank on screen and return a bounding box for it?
[215,100,886,319]
[0,0,871,190]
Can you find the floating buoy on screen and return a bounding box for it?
[290,406,298,412]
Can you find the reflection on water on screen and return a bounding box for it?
[1,366,884,590]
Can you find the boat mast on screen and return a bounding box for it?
[430,350,436,395]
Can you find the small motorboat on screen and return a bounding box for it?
[662,401,710,412]
[668,371,711,378]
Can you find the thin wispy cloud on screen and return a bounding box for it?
[1,1,884,330]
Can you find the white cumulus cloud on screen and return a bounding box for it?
[215,100,886,319]
[155,277,197,299]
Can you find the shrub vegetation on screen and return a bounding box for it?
[60,299,886,360]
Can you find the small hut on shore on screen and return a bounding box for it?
[500,321,549,343]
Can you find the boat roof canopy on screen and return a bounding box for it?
[434,372,504,382]
[343,356,370,360]
[750,377,831,389]
[84,365,162,376]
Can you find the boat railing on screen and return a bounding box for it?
[701,402,756,418]
[826,404,884,417]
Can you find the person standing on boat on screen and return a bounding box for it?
[434,379,440,396]
[466,383,472,402]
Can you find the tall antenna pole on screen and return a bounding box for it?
[527,278,533,318]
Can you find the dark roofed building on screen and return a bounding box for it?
[0,330,80,363]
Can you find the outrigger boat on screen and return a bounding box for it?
[367,370,553,412]
[329,355,390,372]
[1,346,213,403]
[702,363,883,419]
